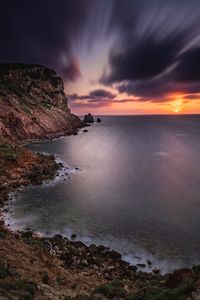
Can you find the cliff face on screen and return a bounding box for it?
[0,63,84,141]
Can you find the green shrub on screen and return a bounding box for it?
[126,283,192,300]
[0,143,22,160]
[94,281,127,298]
[0,279,37,296]
[0,230,7,239]
[0,261,10,279]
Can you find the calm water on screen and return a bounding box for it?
[6,115,200,273]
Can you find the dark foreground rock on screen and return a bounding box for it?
[1,227,200,299]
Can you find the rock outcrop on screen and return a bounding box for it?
[0,63,84,141]
[83,113,94,123]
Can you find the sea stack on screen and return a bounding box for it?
[97,118,102,123]
[83,113,94,123]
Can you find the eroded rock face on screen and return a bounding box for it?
[0,63,84,141]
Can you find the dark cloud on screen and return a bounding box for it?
[117,75,200,102]
[2,0,200,101]
[174,47,200,82]
[118,78,173,100]
[69,88,138,108]
[71,99,111,108]
[100,0,200,102]
[70,96,136,108]
[183,94,200,100]
[69,89,116,101]
[101,34,185,84]
[0,0,102,80]
[90,89,116,99]
[62,57,81,81]
[116,44,200,101]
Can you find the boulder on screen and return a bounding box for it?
[83,113,94,123]
[97,118,102,123]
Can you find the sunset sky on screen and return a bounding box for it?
[1,0,200,114]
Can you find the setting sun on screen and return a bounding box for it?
[170,98,183,113]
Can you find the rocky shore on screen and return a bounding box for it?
[0,63,200,299]
[0,139,200,299]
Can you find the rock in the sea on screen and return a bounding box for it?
[71,233,77,240]
[83,129,88,132]
[97,118,102,123]
[83,113,94,123]
[137,263,146,268]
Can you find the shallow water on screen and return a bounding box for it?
[5,115,200,273]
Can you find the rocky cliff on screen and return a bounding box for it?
[0,63,84,141]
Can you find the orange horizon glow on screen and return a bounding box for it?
[69,92,200,115]
[65,38,200,116]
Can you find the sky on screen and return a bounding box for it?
[1,0,200,115]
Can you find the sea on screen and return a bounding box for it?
[5,115,200,273]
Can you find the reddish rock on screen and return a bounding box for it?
[0,63,85,141]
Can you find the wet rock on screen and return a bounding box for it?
[109,250,122,261]
[81,259,88,266]
[137,263,146,268]
[137,271,152,280]
[71,234,77,240]
[93,264,99,270]
[96,118,101,123]
[147,260,152,266]
[32,231,43,238]
[153,269,160,275]
[104,273,111,280]
[73,241,86,248]
[96,245,106,252]
[83,113,94,123]
[21,231,33,239]
[54,245,59,252]
[128,265,137,272]
[83,129,88,132]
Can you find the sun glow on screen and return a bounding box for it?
[174,107,180,113]
[170,98,183,113]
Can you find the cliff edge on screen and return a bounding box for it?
[0,63,84,141]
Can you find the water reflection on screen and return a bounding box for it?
[6,115,200,273]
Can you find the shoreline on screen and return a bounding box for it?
[19,124,89,147]
[1,135,200,299]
